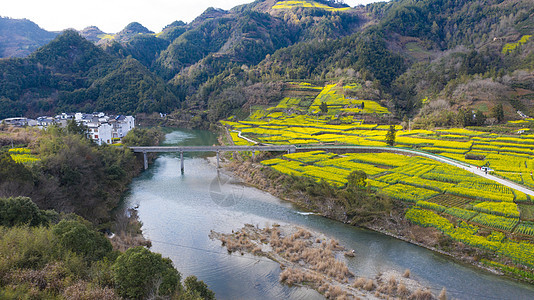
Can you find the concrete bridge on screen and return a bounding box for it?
[130,145,297,171]
[130,144,534,196]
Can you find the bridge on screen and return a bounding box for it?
[130,144,534,196]
[130,145,297,171]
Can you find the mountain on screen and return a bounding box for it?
[0,30,179,119]
[0,0,533,126]
[79,26,106,42]
[0,16,57,58]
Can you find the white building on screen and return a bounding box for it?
[111,115,135,139]
[83,113,135,145]
[4,112,134,145]
[87,122,113,145]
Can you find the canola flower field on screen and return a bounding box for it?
[8,147,40,164]
[221,82,534,271]
[272,0,350,12]
[257,149,534,268]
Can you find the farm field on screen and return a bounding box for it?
[8,147,40,164]
[261,150,534,269]
[272,0,350,11]
[221,82,534,272]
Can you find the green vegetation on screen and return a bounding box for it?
[0,196,54,227]
[0,126,165,225]
[0,30,179,119]
[385,125,396,146]
[0,216,214,299]
[112,246,181,299]
[0,126,215,299]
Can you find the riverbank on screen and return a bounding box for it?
[210,223,441,299]
[218,158,534,284]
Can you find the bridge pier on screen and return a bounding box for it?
[252,149,255,161]
[216,150,220,168]
[143,151,148,170]
[180,151,184,174]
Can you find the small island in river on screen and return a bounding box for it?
[211,223,445,299]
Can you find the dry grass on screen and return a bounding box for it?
[410,288,434,300]
[397,283,410,298]
[212,224,439,300]
[352,277,367,288]
[363,279,375,291]
[63,281,119,300]
[110,233,151,252]
[110,209,151,252]
[325,285,348,299]
[0,127,41,147]
[377,275,398,295]
[438,287,447,300]
[212,225,356,298]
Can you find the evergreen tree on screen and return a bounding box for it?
[385,125,396,146]
[491,103,504,123]
[320,101,328,114]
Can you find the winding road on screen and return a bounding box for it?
[300,145,534,197]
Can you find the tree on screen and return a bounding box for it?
[184,275,215,300]
[112,246,181,299]
[319,101,328,114]
[385,125,396,146]
[471,109,487,126]
[346,170,367,190]
[122,128,164,147]
[456,108,469,127]
[0,196,49,227]
[490,103,504,123]
[53,219,113,261]
[66,119,87,136]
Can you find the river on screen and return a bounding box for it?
[124,129,534,299]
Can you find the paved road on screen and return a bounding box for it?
[137,132,534,197]
[300,145,534,197]
[465,166,534,197]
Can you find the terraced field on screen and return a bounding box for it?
[272,0,350,12]
[222,82,534,270]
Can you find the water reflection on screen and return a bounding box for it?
[125,130,534,300]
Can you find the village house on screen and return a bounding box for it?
[2,112,135,145]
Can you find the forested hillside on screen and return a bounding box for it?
[0,0,533,126]
[0,17,57,58]
[0,30,178,119]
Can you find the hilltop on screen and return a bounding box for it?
[0,0,532,124]
[0,16,57,58]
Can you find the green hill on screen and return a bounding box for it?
[0,16,57,58]
[0,30,179,119]
[0,0,533,125]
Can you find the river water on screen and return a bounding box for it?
[125,129,534,299]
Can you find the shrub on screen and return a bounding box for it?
[53,220,113,261]
[0,197,49,227]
